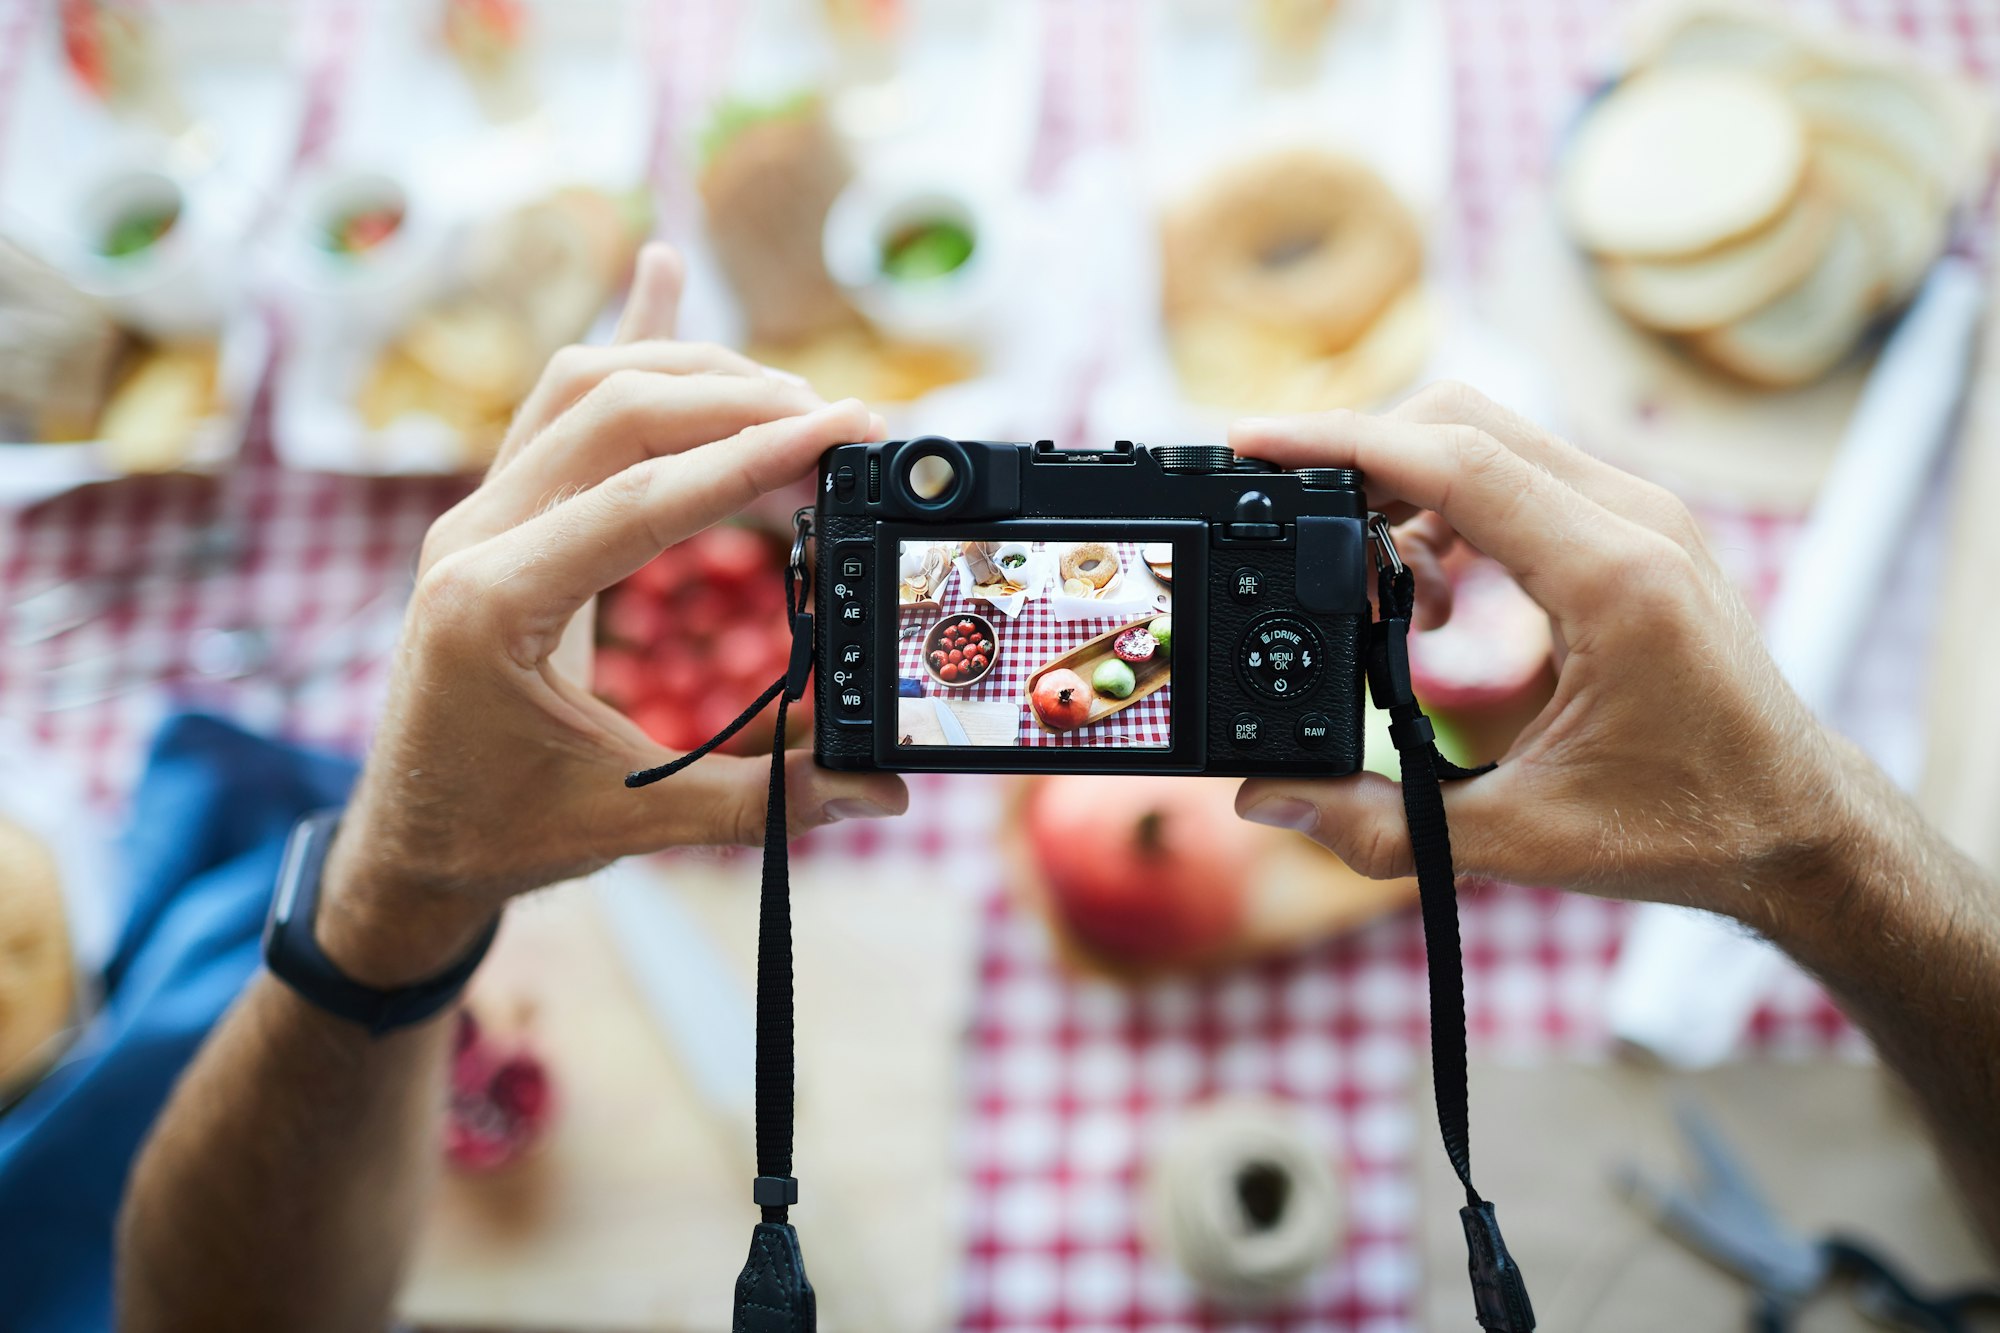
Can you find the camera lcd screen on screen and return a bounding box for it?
[893,537,1176,749]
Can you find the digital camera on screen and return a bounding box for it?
[811,436,1372,776]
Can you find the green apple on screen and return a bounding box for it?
[1092,658,1137,699]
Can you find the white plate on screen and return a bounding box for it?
[1086,0,1454,443]
[0,2,305,503]
[951,548,1047,618]
[672,2,1096,444]
[0,315,271,509]
[264,0,652,475]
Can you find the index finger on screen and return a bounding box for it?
[437,398,882,663]
[1228,411,1654,626]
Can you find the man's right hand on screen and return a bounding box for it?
[1231,382,1862,938]
[317,244,908,989]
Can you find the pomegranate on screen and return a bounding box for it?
[1113,628,1159,663]
[1025,775,1256,968]
[444,1010,556,1172]
[1407,558,1553,714]
[1031,668,1094,731]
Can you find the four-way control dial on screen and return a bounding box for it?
[1237,614,1326,702]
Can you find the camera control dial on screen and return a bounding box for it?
[1154,445,1236,473]
[1238,614,1327,701]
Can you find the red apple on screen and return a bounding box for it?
[1031,669,1094,731]
[1025,775,1256,968]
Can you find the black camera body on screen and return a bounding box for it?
[812,436,1371,776]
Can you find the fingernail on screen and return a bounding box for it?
[1241,797,1320,833]
[867,413,889,439]
[823,797,894,821]
[766,367,816,391]
[1233,416,1276,434]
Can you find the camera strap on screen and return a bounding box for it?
[626,512,820,1332]
[1366,514,1536,1332]
[624,511,1533,1333]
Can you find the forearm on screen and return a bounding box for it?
[117,835,491,1333]
[1766,741,2000,1252]
[116,976,453,1333]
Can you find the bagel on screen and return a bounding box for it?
[1163,149,1423,354]
[1061,543,1119,590]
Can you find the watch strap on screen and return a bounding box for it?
[262,809,497,1037]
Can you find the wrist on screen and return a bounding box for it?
[316,817,499,991]
[1733,739,1915,972]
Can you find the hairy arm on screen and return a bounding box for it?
[115,867,473,1333]
[1780,740,2000,1248]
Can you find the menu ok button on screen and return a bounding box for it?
[1237,614,1326,701]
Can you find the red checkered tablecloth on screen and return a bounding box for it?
[0,1,1986,1330]
[895,541,1174,750]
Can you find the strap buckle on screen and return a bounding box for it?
[789,508,814,608]
[1367,511,1405,579]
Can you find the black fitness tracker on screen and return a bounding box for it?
[262,809,497,1036]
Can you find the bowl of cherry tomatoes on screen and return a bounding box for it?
[924,613,998,688]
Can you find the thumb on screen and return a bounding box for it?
[1236,770,1506,881]
[625,747,908,850]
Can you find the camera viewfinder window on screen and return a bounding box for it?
[894,539,1174,748]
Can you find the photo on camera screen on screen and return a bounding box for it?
[894,538,1175,748]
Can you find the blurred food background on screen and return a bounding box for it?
[2,0,1998,1330]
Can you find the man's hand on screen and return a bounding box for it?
[318,243,908,987]
[1231,382,1856,936]
[1230,383,2000,1255]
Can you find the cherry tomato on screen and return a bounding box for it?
[929,650,946,667]
[941,663,959,681]
[604,591,665,645]
[716,625,770,683]
[958,619,974,632]
[693,525,771,586]
[972,654,988,669]
[979,638,993,653]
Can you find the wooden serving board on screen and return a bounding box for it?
[1480,201,1870,512]
[399,858,976,1333]
[1025,616,1170,734]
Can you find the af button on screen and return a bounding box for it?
[1238,614,1326,702]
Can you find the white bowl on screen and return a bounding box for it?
[66,165,230,337]
[822,172,1010,346]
